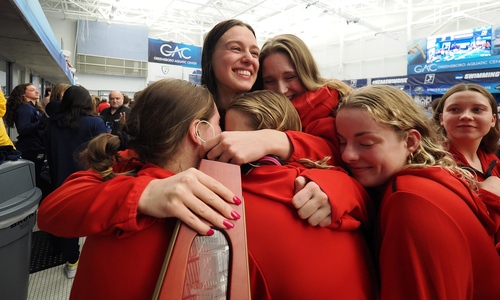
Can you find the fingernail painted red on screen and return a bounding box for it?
[207,229,214,236]
[223,220,234,229]
[231,210,241,220]
[233,196,242,205]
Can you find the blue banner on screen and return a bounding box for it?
[407,83,500,95]
[342,79,368,89]
[370,76,412,94]
[408,57,500,75]
[408,69,500,95]
[148,39,201,68]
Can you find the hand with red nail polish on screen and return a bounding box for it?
[223,220,234,229]
[137,168,241,236]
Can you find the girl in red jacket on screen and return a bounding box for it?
[433,83,500,250]
[253,33,353,164]
[335,85,500,299]
[225,90,377,299]
[249,34,357,227]
[38,79,242,299]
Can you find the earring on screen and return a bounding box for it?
[195,120,215,143]
[407,152,414,164]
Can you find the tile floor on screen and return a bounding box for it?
[28,265,74,300]
[28,225,85,300]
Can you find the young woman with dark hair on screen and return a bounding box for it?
[45,85,108,278]
[5,83,48,190]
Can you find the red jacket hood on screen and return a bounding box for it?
[291,85,338,129]
[387,167,496,235]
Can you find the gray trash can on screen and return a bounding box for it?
[0,159,41,300]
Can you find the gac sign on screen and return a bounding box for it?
[413,64,438,73]
[160,44,192,59]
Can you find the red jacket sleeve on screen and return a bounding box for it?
[38,170,154,238]
[285,130,332,162]
[299,167,373,231]
[478,188,500,253]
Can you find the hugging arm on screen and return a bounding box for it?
[38,168,240,238]
[203,129,332,165]
[294,168,374,230]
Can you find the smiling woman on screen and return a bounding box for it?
[433,83,500,252]
[201,19,260,115]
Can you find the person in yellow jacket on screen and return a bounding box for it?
[0,89,15,147]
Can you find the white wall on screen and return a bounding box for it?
[44,11,78,76]
[77,73,146,94]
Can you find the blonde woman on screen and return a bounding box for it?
[336,85,500,299]
[225,90,377,299]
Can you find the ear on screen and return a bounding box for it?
[406,129,421,153]
[188,120,202,146]
[491,113,497,128]
[439,113,444,126]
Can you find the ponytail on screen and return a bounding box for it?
[80,133,121,180]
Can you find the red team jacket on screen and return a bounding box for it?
[38,164,175,300]
[378,167,500,300]
[290,85,342,163]
[38,153,377,299]
[243,162,377,299]
[448,145,500,252]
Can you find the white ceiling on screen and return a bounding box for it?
[39,0,500,47]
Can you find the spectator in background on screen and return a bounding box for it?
[45,83,71,117]
[123,94,131,108]
[41,86,52,110]
[99,90,130,135]
[430,97,441,114]
[96,98,110,114]
[0,89,18,163]
[0,89,14,147]
[45,85,107,279]
[5,83,48,192]
[91,95,101,112]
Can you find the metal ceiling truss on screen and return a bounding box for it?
[38,0,500,44]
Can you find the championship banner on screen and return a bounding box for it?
[148,39,201,68]
[407,25,500,75]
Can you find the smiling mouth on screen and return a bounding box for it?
[235,70,251,76]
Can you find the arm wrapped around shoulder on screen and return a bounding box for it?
[300,167,374,231]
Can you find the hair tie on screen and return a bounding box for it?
[100,167,113,178]
[117,132,128,151]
